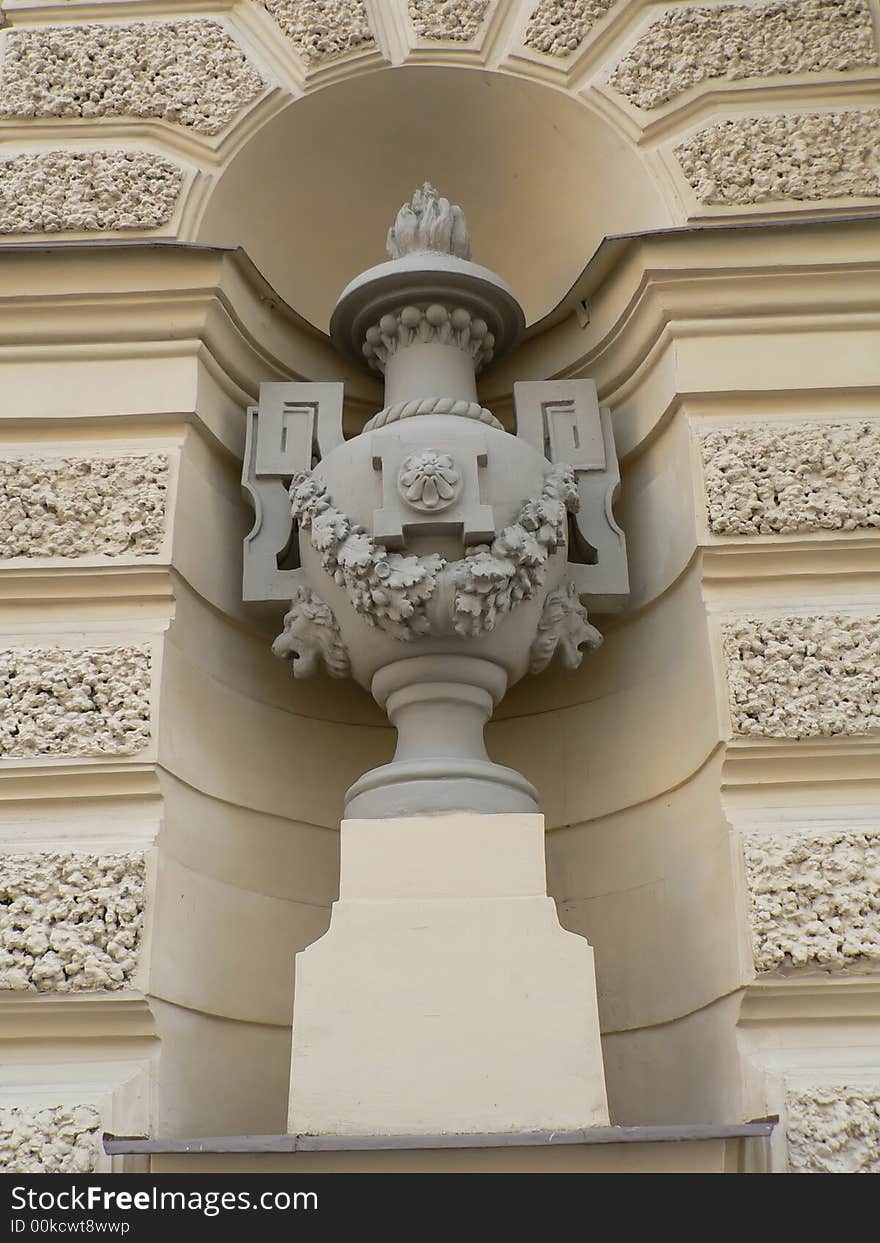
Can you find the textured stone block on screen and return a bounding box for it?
[723,616,880,739]
[408,0,490,41]
[0,454,169,559]
[0,1105,101,1173]
[0,648,152,758]
[258,0,374,64]
[787,1086,880,1173]
[744,831,880,973]
[523,0,617,58]
[0,21,263,134]
[700,422,880,536]
[0,151,183,234]
[676,111,880,206]
[0,853,146,993]
[610,1,876,111]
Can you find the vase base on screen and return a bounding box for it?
[344,759,540,819]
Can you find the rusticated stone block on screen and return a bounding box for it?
[0,454,169,559]
[258,0,375,64]
[744,831,880,973]
[523,0,617,58]
[0,647,152,758]
[408,0,490,41]
[723,616,880,739]
[0,21,264,134]
[676,110,880,206]
[0,853,146,993]
[0,151,183,234]
[700,422,880,536]
[787,1087,880,1173]
[610,1,876,111]
[0,1105,101,1173]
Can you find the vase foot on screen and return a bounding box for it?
[344,759,539,819]
[346,655,539,819]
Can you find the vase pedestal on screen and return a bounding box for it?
[287,812,609,1138]
[344,656,540,819]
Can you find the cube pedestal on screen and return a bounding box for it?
[287,814,609,1137]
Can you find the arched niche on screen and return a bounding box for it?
[197,65,672,332]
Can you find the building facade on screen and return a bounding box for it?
[0,0,878,1174]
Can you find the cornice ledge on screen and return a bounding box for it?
[530,214,880,336]
[0,993,157,1041]
[739,977,880,1027]
[488,215,880,402]
[0,241,380,405]
[0,564,175,606]
[0,762,162,805]
[701,538,880,589]
[721,738,880,792]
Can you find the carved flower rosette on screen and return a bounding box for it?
[398,450,462,512]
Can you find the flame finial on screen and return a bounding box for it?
[386,182,471,262]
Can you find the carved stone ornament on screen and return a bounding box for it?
[530,582,603,674]
[271,585,351,679]
[290,461,579,642]
[361,303,496,374]
[365,396,501,433]
[398,450,462,512]
[387,182,471,260]
[244,184,628,817]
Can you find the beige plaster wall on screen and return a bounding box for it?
[525,221,880,1168]
[0,245,383,1157]
[0,0,878,1172]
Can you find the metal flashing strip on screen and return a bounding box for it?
[104,1119,776,1156]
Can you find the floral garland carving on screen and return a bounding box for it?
[452,466,578,637]
[290,474,442,640]
[289,464,578,641]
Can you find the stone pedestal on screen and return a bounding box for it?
[344,657,540,818]
[287,814,609,1137]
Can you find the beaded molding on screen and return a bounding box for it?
[361,304,496,373]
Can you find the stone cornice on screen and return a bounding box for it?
[485,217,880,456]
[700,540,880,599]
[0,763,162,809]
[0,994,158,1041]
[721,739,880,799]
[0,241,380,431]
[527,215,880,332]
[739,978,880,1027]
